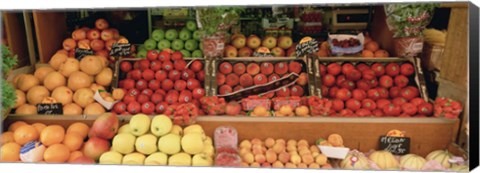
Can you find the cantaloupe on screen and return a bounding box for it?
[341,150,370,170]
[79,56,103,75]
[15,104,37,115]
[63,103,83,115]
[26,86,50,105]
[426,150,453,168]
[73,88,94,108]
[399,154,426,170]
[17,74,39,92]
[49,53,68,70]
[34,66,55,84]
[58,58,80,77]
[43,72,66,91]
[95,68,113,86]
[51,86,73,105]
[369,150,399,170]
[14,90,26,109]
[68,71,93,91]
[83,103,105,115]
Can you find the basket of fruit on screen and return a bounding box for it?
[328,33,365,55]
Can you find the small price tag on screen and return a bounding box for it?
[295,37,319,57]
[253,52,274,57]
[378,136,410,155]
[109,43,132,57]
[75,48,94,60]
[36,103,63,115]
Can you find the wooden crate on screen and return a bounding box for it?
[3,12,30,67]
[33,11,68,63]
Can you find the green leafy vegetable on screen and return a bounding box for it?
[2,78,16,110]
[196,7,245,37]
[1,45,18,74]
[385,4,439,38]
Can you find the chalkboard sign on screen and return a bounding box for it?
[37,103,63,115]
[253,52,274,57]
[109,43,132,57]
[75,48,94,60]
[295,39,319,57]
[378,136,410,155]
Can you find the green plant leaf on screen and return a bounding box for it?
[2,78,16,109]
[1,45,18,74]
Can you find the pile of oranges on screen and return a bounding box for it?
[361,35,389,58]
[1,121,90,163]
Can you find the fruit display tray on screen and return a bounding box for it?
[209,57,317,100]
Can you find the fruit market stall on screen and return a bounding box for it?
[0,2,473,172]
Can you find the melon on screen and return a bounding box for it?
[95,68,113,86]
[43,71,66,91]
[451,165,469,172]
[426,150,453,168]
[83,103,106,115]
[34,66,55,84]
[16,74,40,92]
[15,104,37,115]
[63,103,83,115]
[368,150,399,170]
[341,150,371,170]
[68,71,93,91]
[73,88,94,108]
[79,55,103,75]
[14,90,26,109]
[51,86,73,105]
[58,58,80,77]
[399,154,426,170]
[49,53,68,70]
[26,86,50,105]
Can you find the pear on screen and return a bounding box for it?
[129,114,151,136]
[170,125,183,136]
[168,152,191,166]
[150,115,173,137]
[144,152,168,165]
[99,151,123,164]
[158,133,181,155]
[112,133,136,154]
[135,134,158,155]
[122,152,146,165]
[181,133,205,155]
[118,124,131,134]
[192,153,213,166]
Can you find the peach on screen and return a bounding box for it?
[218,85,233,95]
[246,63,260,76]
[309,145,320,153]
[238,47,253,57]
[278,151,291,164]
[288,61,303,74]
[285,162,297,168]
[241,162,249,167]
[297,145,309,151]
[260,62,274,75]
[100,29,114,41]
[225,73,239,87]
[290,154,301,164]
[252,143,263,152]
[242,152,255,164]
[95,18,109,30]
[261,162,271,168]
[254,154,266,164]
[239,74,254,87]
[322,163,333,169]
[272,143,285,154]
[264,138,275,148]
[105,39,116,50]
[253,74,268,85]
[297,163,308,168]
[297,73,308,86]
[240,140,252,149]
[250,162,260,167]
[268,74,281,82]
[287,139,297,147]
[233,63,246,75]
[286,145,297,152]
[289,151,299,156]
[239,148,251,156]
[312,151,320,158]
[63,38,77,51]
[224,45,238,57]
[265,149,277,163]
[72,29,87,40]
[274,62,288,75]
[90,39,105,51]
[251,138,263,145]
[315,154,327,165]
[275,139,286,145]
[301,154,314,165]
[299,149,311,156]
[297,139,309,148]
[86,29,100,40]
[309,163,320,168]
[216,73,226,85]
[272,161,284,168]
[219,62,233,74]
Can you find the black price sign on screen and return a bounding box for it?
[253,52,274,57]
[295,39,319,57]
[109,43,131,57]
[378,136,410,155]
[75,48,94,60]
[37,103,63,115]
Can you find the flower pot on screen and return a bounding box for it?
[393,37,424,58]
[202,33,226,58]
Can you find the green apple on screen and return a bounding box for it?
[157,40,171,50]
[150,115,173,137]
[181,133,205,155]
[137,49,147,58]
[180,50,191,57]
[184,39,198,51]
[171,39,184,51]
[185,21,197,31]
[165,29,178,41]
[122,152,146,165]
[191,50,203,58]
[192,30,201,40]
[179,29,191,41]
[158,133,181,155]
[168,152,191,166]
[118,124,131,134]
[144,39,157,50]
[99,151,123,164]
[129,114,151,136]
[135,134,158,155]
[137,44,147,52]
[144,152,168,165]
[112,133,136,154]
[199,41,203,50]
[151,29,165,41]
[192,153,213,166]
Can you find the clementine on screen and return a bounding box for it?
[374,49,389,58]
[14,125,39,145]
[1,131,15,146]
[8,121,28,132]
[40,125,65,146]
[63,133,83,151]
[365,41,379,52]
[361,50,374,57]
[295,106,310,117]
[68,151,84,163]
[66,122,89,139]
[43,143,70,163]
[0,142,21,162]
[31,123,47,134]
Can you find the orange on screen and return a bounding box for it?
[31,123,47,134]
[63,133,83,151]
[374,49,389,58]
[43,143,70,163]
[13,125,39,145]
[66,122,89,139]
[364,36,372,44]
[68,151,84,163]
[327,134,344,147]
[365,41,379,52]
[361,50,374,57]
[252,106,269,116]
[40,125,65,146]
[1,132,15,145]
[0,142,21,162]
[295,106,310,117]
[8,121,28,132]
